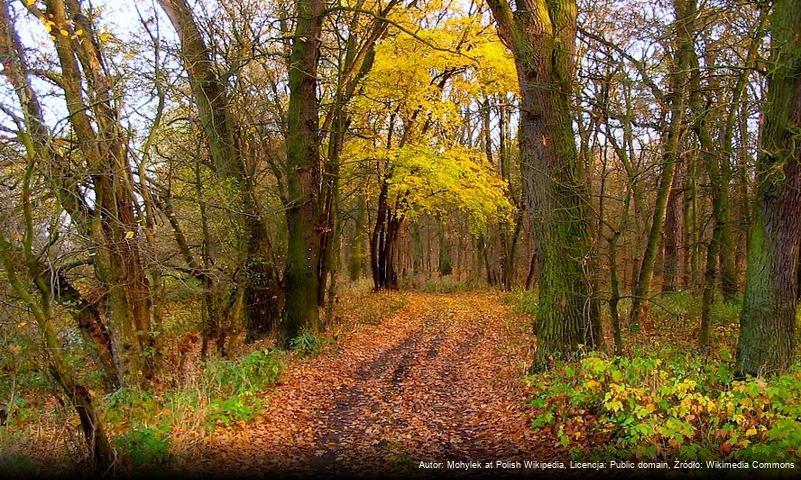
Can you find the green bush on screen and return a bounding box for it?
[200,350,283,428]
[207,393,262,428]
[526,352,801,461]
[104,387,160,425]
[202,349,284,396]
[289,332,330,357]
[99,349,284,463]
[0,453,36,476]
[114,424,171,468]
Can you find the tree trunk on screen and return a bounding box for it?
[487,0,596,370]
[370,180,402,290]
[243,220,282,342]
[687,26,737,303]
[49,270,120,390]
[350,193,368,280]
[736,0,801,377]
[10,0,156,384]
[525,247,538,291]
[281,0,326,345]
[157,0,282,343]
[438,222,453,277]
[734,101,752,284]
[662,163,683,292]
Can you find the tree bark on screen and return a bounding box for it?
[735,0,801,377]
[6,0,155,384]
[279,0,326,345]
[662,163,683,292]
[487,0,597,370]
[371,181,402,290]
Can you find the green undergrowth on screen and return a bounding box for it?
[518,290,801,462]
[104,349,284,469]
[506,289,538,317]
[289,331,331,356]
[526,352,801,462]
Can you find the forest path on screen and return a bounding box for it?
[194,292,556,476]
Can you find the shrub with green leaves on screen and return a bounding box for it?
[114,423,171,468]
[99,349,285,465]
[200,350,283,428]
[526,352,801,461]
[507,290,538,316]
[289,332,330,357]
[202,349,284,396]
[207,394,262,428]
[104,387,160,423]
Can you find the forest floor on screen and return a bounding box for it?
[187,292,559,476]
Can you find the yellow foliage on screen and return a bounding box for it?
[343,142,513,231]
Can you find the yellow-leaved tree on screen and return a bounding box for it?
[340,9,518,289]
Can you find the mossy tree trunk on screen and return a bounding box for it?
[281,0,326,345]
[487,0,597,370]
[736,0,801,377]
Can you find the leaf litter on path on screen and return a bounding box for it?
[187,292,560,476]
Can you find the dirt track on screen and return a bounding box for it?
[192,293,558,476]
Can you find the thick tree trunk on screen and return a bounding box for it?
[487,0,596,370]
[281,0,325,345]
[736,0,801,377]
